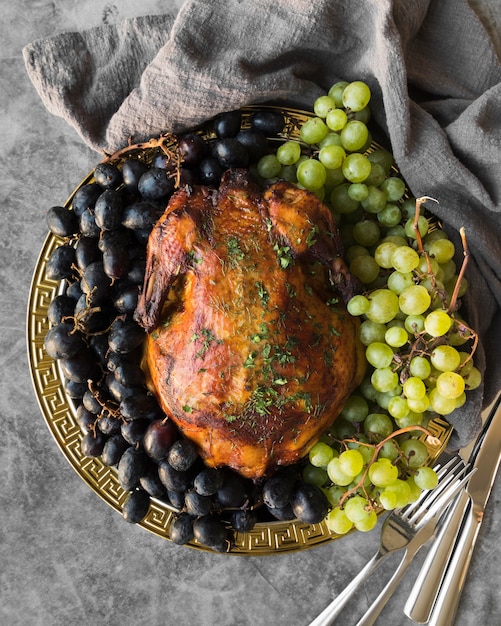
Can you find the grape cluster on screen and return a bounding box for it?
[43,107,333,552]
[284,82,481,533]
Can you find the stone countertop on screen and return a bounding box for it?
[1,2,500,625]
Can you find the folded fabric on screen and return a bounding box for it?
[23,0,501,448]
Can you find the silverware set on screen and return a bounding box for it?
[309,391,501,625]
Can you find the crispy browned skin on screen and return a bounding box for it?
[135,170,366,479]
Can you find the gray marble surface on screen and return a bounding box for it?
[1,2,500,625]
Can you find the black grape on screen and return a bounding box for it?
[46,205,79,238]
[94,162,122,189]
[94,189,123,231]
[117,446,147,491]
[46,245,76,281]
[80,430,107,457]
[213,110,242,138]
[290,482,330,524]
[47,295,76,325]
[71,183,102,217]
[122,159,149,193]
[250,109,285,135]
[167,439,199,472]
[138,168,174,200]
[44,322,85,360]
[122,489,150,523]
[193,515,228,550]
[101,433,129,466]
[178,133,208,167]
[170,513,195,545]
[212,138,249,168]
[108,318,145,354]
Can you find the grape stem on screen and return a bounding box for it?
[336,425,434,510]
[447,226,470,314]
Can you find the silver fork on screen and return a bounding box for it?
[308,456,475,626]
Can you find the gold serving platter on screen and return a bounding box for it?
[27,106,453,554]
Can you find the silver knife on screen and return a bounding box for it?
[404,391,501,624]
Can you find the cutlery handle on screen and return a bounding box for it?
[403,490,470,623]
[355,548,413,626]
[308,551,387,626]
[427,501,479,626]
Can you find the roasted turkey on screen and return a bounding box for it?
[135,170,366,479]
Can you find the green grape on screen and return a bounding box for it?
[340,120,369,151]
[361,185,387,213]
[425,238,456,264]
[414,466,439,490]
[339,449,365,477]
[344,495,371,523]
[314,95,336,118]
[424,310,452,337]
[368,458,399,487]
[388,396,410,419]
[391,246,420,273]
[374,242,397,269]
[375,385,402,409]
[380,176,406,201]
[276,140,301,165]
[399,285,432,315]
[340,395,369,422]
[319,131,344,148]
[371,367,399,393]
[318,144,346,170]
[363,412,394,438]
[355,509,378,532]
[359,376,379,402]
[308,441,335,467]
[440,259,457,283]
[257,154,281,178]
[280,165,298,184]
[368,148,393,173]
[303,464,329,487]
[330,183,359,214]
[327,457,354,486]
[342,81,371,112]
[379,489,398,510]
[382,479,412,508]
[407,394,430,413]
[351,105,371,124]
[377,204,402,227]
[348,183,369,202]
[299,117,329,144]
[387,271,415,295]
[347,294,370,316]
[404,314,426,334]
[378,439,400,461]
[406,475,423,502]
[400,439,429,468]
[345,244,370,263]
[428,388,458,415]
[324,485,346,507]
[366,288,400,324]
[349,255,380,284]
[352,219,381,246]
[458,352,474,375]
[430,345,461,372]
[364,162,386,187]
[342,153,372,183]
[328,81,349,106]
[324,167,346,190]
[359,319,387,345]
[385,325,408,348]
[395,410,424,428]
[404,215,429,239]
[403,376,427,400]
[436,371,465,399]
[366,342,394,368]
[326,108,348,131]
[296,158,326,190]
[326,507,353,534]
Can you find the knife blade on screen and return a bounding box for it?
[404,392,501,625]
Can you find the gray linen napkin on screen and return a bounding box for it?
[23,0,501,448]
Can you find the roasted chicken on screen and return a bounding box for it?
[135,170,366,479]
